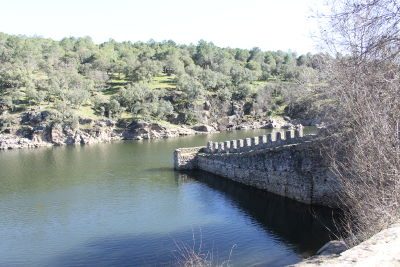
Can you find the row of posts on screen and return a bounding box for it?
[205,129,304,154]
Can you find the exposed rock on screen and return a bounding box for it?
[0,134,51,150]
[31,128,47,143]
[203,101,211,111]
[0,101,10,115]
[79,118,93,125]
[281,122,296,130]
[316,241,347,256]
[230,103,243,116]
[261,118,284,129]
[21,111,50,125]
[235,121,262,130]
[50,124,65,145]
[4,110,309,151]
[283,116,291,121]
[291,118,323,127]
[122,120,197,140]
[294,224,400,266]
[191,124,216,133]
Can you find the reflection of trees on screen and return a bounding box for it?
[176,170,341,257]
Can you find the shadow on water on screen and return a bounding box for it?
[176,170,342,257]
[49,228,232,267]
[48,169,341,267]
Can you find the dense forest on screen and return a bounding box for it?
[0,32,326,132]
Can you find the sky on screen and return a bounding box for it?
[0,0,323,54]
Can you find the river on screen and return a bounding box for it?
[0,129,338,267]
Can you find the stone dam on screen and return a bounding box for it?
[174,129,340,207]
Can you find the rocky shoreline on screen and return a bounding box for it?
[0,121,197,150]
[0,111,301,151]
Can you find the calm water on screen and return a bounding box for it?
[0,129,338,267]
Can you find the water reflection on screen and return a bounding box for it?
[0,128,336,267]
[176,170,340,257]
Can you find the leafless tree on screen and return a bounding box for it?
[319,0,400,245]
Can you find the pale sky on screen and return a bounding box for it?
[0,0,323,53]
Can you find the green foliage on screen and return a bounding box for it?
[25,87,46,105]
[217,86,232,101]
[0,32,325,125]
[177,74,205,102]
[232,84,252,100]
[0,113,14,130]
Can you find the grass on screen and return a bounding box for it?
[173,229,235,267]
[148,74,177,90]
[75,105,101,120]
[102,86,122,97]
[100,73,177,99]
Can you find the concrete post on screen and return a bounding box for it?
[276,132,283,142]
[224,141,231,152]
[285,130,294,141]
[213,142,219,153]
[238,139,244,148]
[219,142,225,152]
[259,135,267,146]
[230,140,237,152]
[251,137,258,146]
[267,133,273,143]
[245,138,252,147]
[295,128,304,138]
[207,141,213,153]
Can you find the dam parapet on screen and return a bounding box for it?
[174,129,340,207]
[203,129,316,154]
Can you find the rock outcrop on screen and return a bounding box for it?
[122,120,196,140]
[0,118,203,150]
[1,106,310,151]
[0,134,52,150]
[294,224,400,266]
[191,124,217,133]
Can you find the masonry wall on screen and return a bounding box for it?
[173,146,204,170]
[174,130,340,207]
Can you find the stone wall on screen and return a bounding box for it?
[174,130,340,207]
[173,146,204,170]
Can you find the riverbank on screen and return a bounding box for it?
[0,119,198,150]
[294,224,400,266]
[0,112,298,150]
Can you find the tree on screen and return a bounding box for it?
[130,60,161,82]
[248,47,264,64]
[245,60,262,80]
[317,0,400,245]
[230,64,255,86]
[235,49,250,62]
[118,83,151,113]
[25,87,46,105]
[154,99,174,119]
[194,40,216,68]
[217,86,232,102]
[107,99,124,118]
[164,53,185,75]
[177,74,205,102]
[199,69,220,90]
[232,83,252,100]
